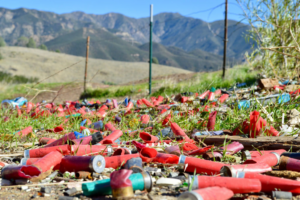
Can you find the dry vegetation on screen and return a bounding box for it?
[0,46,191,85]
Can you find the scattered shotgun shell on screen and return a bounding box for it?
[31,151,63,173]
[243,152,280,167]
[82,171,152,196]
[220,163,272,177]
[281,152,300,160]
[75,171,93,180]
[24,145,71,158]
[188,175,261,194]
[233,171,300,194]
[242,149,286,160]
[279,156,300,172]
[105,154,140,169]
[1,165,41,180]
[60,155,105,173]
[178,155,226,175]
[123,157,143,173]
[39,137,56,145]
[178,186,234,200]
[111,169,134,199]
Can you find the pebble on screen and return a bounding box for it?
[21,186,28,190]
[168,172,179,177]
[64,187,77,196]
[40,186,52,193]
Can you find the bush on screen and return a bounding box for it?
[239,0,300,78]
[114,88,133,97]
[152,57,159,64]
[80,89,110,99]
[38,44,48,50]
[0,37,6,47]
[0,71,38,84]
[26,38,36,48]
[0,53,3,60]
[16,36,29,47]
[55,49,60,53]
[102,81,116,85]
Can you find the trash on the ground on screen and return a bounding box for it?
[2,77,300,199]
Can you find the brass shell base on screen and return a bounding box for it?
[112,186,134,199]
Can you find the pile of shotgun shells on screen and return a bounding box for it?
[2,78,300,200]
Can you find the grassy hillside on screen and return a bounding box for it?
[0,46,191,85]
[0,64,257,103]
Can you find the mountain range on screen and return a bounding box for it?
[0,7,253,72]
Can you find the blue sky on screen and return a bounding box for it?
[1,0,245,22]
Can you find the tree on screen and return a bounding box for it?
[16,36,29,47]
[0,37,6,47]
[152,57,159,64]
[38,44,48,50]
[26,38,36,48]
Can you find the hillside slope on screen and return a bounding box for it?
[0,46,191,84]
[44,28,228,72]
[63,12,253,58]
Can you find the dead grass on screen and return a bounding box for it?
[0,46,191,85]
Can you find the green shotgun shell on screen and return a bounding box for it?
[210,87,216,92]
[82,172,152,196]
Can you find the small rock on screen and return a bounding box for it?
[31,193,37,199]
[64,187,77,196]
[40,186,52,193]
[21,186,28,190]
[168,172,179,178]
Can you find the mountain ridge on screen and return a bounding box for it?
[0,7,252,72]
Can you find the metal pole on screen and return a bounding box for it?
[149,4,153,95]
[84,36,90,93]
[222,0,228,79]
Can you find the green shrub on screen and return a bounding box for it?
[16,36,29,47]
[38,44,48,50]
[0,37,6,47]
[26,38,36,48]
[0,52,3,60]
[102,81,116,85]
[152,57,159,64]
[0,71,38,83]
[114,88,133,97]
[55,49,60,53]
[80,89,110,99]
